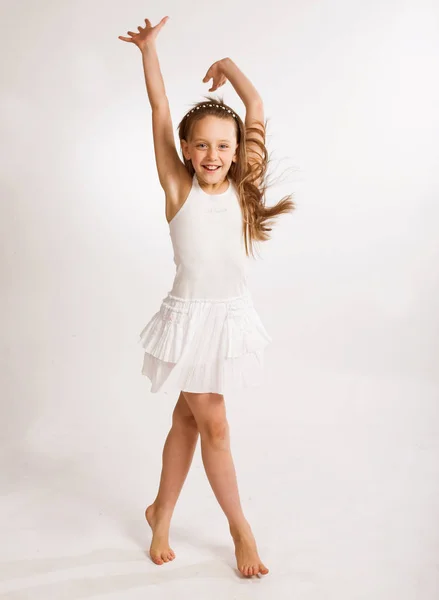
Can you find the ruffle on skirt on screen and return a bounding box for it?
[138,292,272,394]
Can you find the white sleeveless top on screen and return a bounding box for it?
[168,173,249,300]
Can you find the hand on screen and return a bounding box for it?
[202,58,230,92]
[118,16,169,51]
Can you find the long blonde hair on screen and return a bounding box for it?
[177,95,295,257]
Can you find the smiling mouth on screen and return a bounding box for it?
[202,165,221,171]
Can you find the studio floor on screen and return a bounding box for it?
[1,363,438,600]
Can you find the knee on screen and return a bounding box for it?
[172,409,198,433]
[201,418,229,449]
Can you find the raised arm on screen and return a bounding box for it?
[203,58,266,184]
[118,17,186,202]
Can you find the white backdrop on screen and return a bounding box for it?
[1,1,438,598]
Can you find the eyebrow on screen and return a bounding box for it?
[193,138,232,143]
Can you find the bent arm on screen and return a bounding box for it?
[221,58,263,109]
[221,58,265,183]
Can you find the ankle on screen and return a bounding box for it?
[229,518,251,539]
[150,500,174,518]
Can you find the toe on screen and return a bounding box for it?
[260,563,269,574]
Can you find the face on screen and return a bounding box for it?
[181,115,239,181]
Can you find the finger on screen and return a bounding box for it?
[155,16,170,31]
[127,30,137,36]
[137,26,144,32]
[211,77,223,91]
[118,36,133,42]
[144,18,152,27]
[203,69,212,83]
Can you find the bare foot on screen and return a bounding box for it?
[145,503,175,565]
[230,521,269,577]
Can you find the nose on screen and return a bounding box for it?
[206,147,218,161]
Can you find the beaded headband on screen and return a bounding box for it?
[184,103,237,119]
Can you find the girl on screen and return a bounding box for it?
[118,16,294,578]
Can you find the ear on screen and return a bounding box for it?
[181,139,190,160]
[232,143,239,163]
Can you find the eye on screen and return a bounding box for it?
[196,143,229,149]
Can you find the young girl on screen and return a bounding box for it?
[118,16,294,578]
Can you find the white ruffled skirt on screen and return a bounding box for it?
[138,291,272,394]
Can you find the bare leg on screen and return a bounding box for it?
[182,391,269,578]
[145,390,199,565]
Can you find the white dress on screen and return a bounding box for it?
[138,173,272,394]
